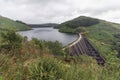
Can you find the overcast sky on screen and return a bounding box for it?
[0,0,120,24]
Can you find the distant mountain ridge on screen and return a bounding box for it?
[28,23,59,28]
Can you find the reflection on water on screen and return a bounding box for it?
[18,27,78,46]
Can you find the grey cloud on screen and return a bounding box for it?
[0,0,120,24]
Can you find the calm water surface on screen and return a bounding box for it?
[18,27,78,46]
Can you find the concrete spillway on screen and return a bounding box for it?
[64,33,106,66]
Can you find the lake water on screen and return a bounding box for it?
[18,27,78,46]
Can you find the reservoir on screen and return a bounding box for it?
[18,27,78,46]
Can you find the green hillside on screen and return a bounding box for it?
[0,15,31,31]
[58,16,120,63]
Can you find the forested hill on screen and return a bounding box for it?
[0,15,31,31]
[58,16,99,28]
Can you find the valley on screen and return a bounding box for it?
[0,15,120,80]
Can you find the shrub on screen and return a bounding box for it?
[0,30,23,52]
[31,38,64,56]
[31,38,46,50]
[47,41,64,56]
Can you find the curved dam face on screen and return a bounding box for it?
[18,27,78,46]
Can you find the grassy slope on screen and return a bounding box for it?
[58,16,120,63]
[0,41,120,80]
[0,16,31,31]
[83,21,120,63]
